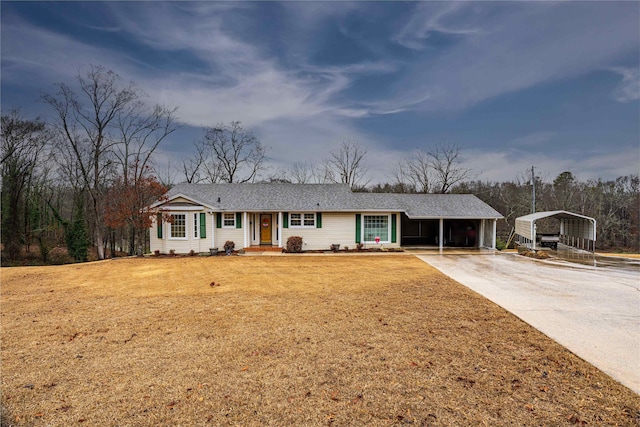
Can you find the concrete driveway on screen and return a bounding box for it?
[417,252,640,394]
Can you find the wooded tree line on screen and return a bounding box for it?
[452,172,639,250]
[2,65,638,264]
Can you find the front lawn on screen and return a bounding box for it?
[1,256,638,426]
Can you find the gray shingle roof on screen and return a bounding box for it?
[162,183,503,219]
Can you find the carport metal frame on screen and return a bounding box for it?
[515,210,597,252]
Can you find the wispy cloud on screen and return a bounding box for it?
[393,2,482,50]
[609,67,640,103]
[390,2,639,113]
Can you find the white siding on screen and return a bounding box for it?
[282,212,401,251]
[213,227,244,251]
[151,211,402,254]
[150,210,214,254]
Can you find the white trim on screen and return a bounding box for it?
[150,193,216,210]
[161,205,204,212]
[289,212,316,228]
[362,213,391,244]
[168,213,189,240]
[222,212,236,228]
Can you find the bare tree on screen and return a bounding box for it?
[195,121,266,183]
[392,149,432,193]
[429,142,473,194]
[288,161,333,184]
[1,110,48,260]
[112,102,178,255]
[290,161,313,184]
[113,102,179,185]
[43,65,142,259]
[327,140,369,190]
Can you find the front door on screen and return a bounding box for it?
[260,214,272,245]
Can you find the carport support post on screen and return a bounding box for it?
[439,218,444,251]
[278,212,283,248]
[492,219,497,250]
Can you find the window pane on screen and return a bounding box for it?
[171,214,186,238]
[364,215,388,242]
[303,213,315,226]
[290,213,302,226]
[193,213,198,238]
[223,213,235,227]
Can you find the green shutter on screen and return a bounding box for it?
[316,212,322,228]
[236,212,242,228]
[157,213,163,239]
[216,213,222,229]
[283,212,289,228]
[355,214,361,244]
[391,214,397,243]
[200,212,206,238]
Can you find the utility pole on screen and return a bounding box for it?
[531,165,536,214]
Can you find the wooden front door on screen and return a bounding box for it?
[260,214,272,245]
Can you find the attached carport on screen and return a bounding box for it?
[515,210,597,252]
[352,192,504,250]
[401,216,485,248]
[396,194,504,250]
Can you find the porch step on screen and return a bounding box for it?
[244,246,283,252]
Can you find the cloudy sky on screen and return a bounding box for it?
[2,1,639,184]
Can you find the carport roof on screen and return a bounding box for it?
[516,210,595,222]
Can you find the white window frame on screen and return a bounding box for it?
[222,213,236,228]
[363,214,391,244]
[169,213,188,240]
[290,212,315,228]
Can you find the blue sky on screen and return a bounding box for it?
[2,1,639,184]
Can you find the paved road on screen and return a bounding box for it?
[417,252,640,394]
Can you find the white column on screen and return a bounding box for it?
[211,213,216,249]
[278,212,283,248]
[492,219,497,250]
[244,212,248,248]
[532,222,536,250]
[439,218,444,250]
[479,219,485,248]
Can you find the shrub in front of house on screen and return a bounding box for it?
[224,241,235,255]
[286,236,303,253]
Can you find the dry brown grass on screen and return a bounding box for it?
[1,256,638,426]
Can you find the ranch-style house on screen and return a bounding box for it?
[149,183,503,254]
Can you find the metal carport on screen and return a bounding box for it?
[515,210,597,251]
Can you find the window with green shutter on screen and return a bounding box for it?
[236,212,242,228]
[216,213,222,228]
[316,212,322,228]
[200,212,206,238]
[355,214,361,244]
[283,212,289,228]
[157,213,163,239]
